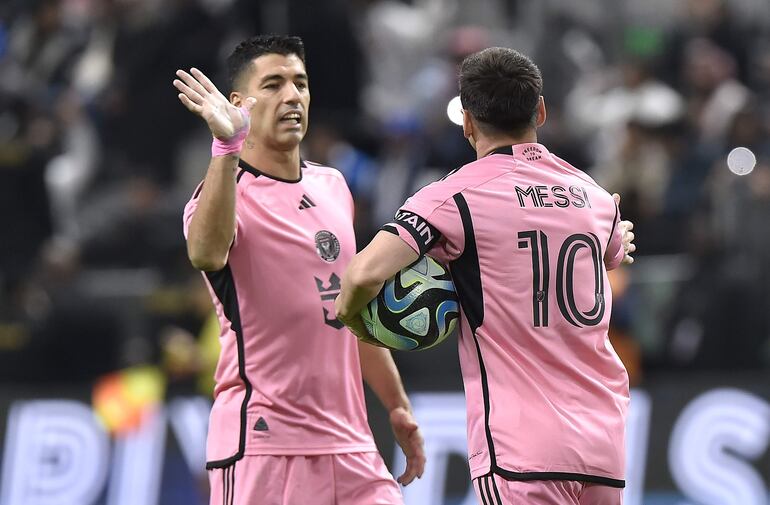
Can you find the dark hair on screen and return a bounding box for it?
[226,35,306,91]
[459,47,543,135]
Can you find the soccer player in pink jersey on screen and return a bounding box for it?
[172,35,424,505]
[336,47,636,505]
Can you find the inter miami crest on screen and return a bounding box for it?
[315,230,340,262]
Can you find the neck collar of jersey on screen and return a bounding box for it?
[239,158,306,183]
[487,143,550,160]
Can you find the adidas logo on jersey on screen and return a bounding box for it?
[253,417,269,431]
[298,194,316,210]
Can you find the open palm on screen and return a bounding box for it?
[173,67,255,140]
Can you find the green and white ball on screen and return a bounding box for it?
[361,256,460,351]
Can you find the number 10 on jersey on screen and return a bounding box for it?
[517,230,606,328]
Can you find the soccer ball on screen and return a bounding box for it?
[361,256,460,351]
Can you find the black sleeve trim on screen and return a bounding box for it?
[607,202,619,252]
[391,209,441,255]
[380,224,399,235]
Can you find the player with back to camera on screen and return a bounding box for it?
[336,46,636,505]
[173,35,424,505]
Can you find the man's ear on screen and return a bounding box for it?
[462,110,476,148]
[535,96,547,128]
[230,91,242,107]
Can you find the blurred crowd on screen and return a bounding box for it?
[1,0,769,389]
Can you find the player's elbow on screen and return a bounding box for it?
[187,244,228,272]
[189,254,227,272]
[190,258,227,272]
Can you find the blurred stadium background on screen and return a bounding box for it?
[0,0,768,504]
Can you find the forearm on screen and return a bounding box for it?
[336,232,419,336]
[187,154,239,271]
[337,262,384,321]
[358,342,411,413]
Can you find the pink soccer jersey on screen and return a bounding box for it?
[184,160,377,469]
[386,143,629,488]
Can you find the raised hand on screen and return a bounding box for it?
[173,67,256,140]
[390,406,426,486]
[613,193,636,264]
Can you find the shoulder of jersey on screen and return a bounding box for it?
[429,159,496,190]
[303,160,345,179]
[402,163,475,206]
[550,153,608,193]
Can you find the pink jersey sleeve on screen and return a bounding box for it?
[182,181,204,239]
[382,183,465,265]
[182,180,243,246]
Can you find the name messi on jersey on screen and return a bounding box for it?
[515,185,592,209]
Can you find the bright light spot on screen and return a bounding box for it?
[727,147,756,176]
[447,96,463,126]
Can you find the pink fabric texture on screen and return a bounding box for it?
[208,453,403,505]
[474,473,623,505]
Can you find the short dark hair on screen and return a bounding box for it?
[226,35,306,91]
[459,47,543,135]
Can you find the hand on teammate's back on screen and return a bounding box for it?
[173,67,256,140]
[389,406,426,486]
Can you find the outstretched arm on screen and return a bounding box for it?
[174,67,256,271]
[358,342,425,486]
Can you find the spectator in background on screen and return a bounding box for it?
[98,0,223,185]
[303,121,381,245]
[570,56,686,253]
[663,0,755,85]
[0,95,56,287]
[289,0,364,119]
[567,55,685,167]
[682,38,750,148]
[355,0,458,123]
[0,240,123,382]
[665,104,770,369]
[0,0,85,98]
